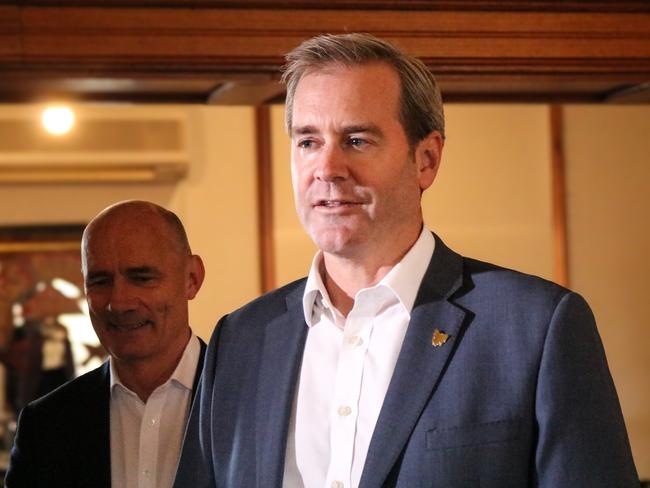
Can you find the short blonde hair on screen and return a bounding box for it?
[282,33,445,144]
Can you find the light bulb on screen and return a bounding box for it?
[42,106,75,135]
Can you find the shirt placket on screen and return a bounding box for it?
[138,388,166,488]
[326,306,374,488]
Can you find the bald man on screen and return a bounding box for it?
[6,200,206,488]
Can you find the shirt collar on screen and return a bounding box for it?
[302,227,435,326]
[380,227,435,313]
[110,333,200,395]
[302,253,331,327]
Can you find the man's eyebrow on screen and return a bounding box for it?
[341,124,383,137]
[85,270,109,280]
[291,125,318,137]
[292,124,384,137]
[126,266,161,275]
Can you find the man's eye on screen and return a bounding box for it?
[132,275,154,283]
[348,137,367,148]
[297,139,315,149]
[86,278,108,288]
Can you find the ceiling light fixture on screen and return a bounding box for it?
[42,105,75,135]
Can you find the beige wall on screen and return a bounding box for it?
[564,105,650,476]
[0,104,261,341]
[173,106,261,340]
[423,104,553,279]
[271,105,317,285]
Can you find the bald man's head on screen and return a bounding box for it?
[81,200,204,371]
[82,201,191,272]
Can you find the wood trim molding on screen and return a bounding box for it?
[550,105,569,288]
[12,1,650,13]
[255,105,276,293]
[1,3,649,102]
[2,7,649,74]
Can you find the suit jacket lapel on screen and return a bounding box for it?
[360,235,468,488]
[191,338,207,404]
[77,362,112,488]
[255,284,308,488]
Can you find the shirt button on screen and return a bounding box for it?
[347,335,363,347]
[337,405,352,417]
[331,482,344,488]
[149,418,157,426]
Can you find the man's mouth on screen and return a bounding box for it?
[315,199,362,208]
[108,320,151,332]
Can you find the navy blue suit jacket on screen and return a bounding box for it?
[5,339,206,488]
[175,236,638,487]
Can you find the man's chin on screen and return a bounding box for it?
[313,233,365,258]
[102,331,154,360]
[110,346,153,364]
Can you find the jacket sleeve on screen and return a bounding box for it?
[534,291,639,486]
[5,405,37,488]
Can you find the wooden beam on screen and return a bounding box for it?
[255,104,276,293]
[550,105,569,287]
[3,6,650,74]
[12,1,650,13]
[1,3,650,103]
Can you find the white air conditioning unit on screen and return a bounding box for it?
[0,105,190,183]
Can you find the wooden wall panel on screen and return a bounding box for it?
[255,105,276,293]
[0,7,21,58]
[550,105,569,287]
[0,3,648,103]
[12,1,650,13]
[12,8,650,63]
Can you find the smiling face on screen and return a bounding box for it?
[82,204,203,370]
[290,62,442,263]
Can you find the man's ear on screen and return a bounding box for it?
[414,130,444,192]
[186,254,205,300]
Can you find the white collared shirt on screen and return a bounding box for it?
[283,228,435,488]
[109,334,200,488]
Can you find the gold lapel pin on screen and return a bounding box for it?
[431,328,449,347]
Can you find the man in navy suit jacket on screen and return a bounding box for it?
[174,34,639,487]
[6,201,207,488]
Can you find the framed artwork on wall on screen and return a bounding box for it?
[0,225,105,427]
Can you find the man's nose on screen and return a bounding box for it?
[106,280,137,313]
[314,144,349,181]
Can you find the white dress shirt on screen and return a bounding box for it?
[283,228,435,488]
[110,334,200,488]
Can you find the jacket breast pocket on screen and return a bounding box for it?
[426,418,521,451]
